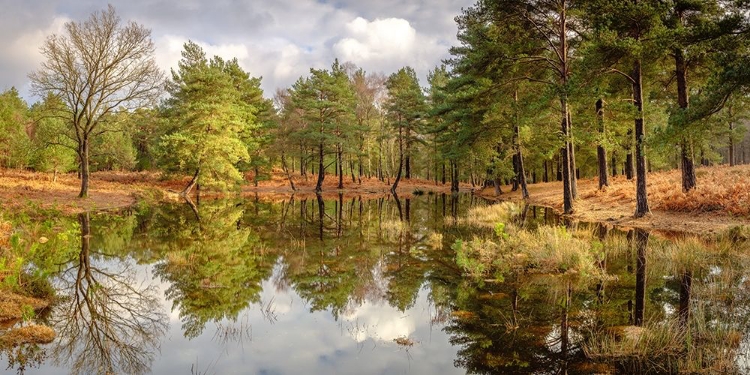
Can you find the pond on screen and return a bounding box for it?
[2,193,750,374]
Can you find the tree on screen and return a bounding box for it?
[289,60,356,192]
[583,0,666,217]
[385,67,426,192]
[457,0,580,212]
[662,1,745,190]
[0,88,32,169]
[29,5,162,197]
[29,94,78,180]
[161,41,256,195]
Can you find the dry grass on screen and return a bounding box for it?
[0,168,182,214]
[478,164,750,234]
[449,202,520,228]
[0,291,49,322]
[425,231,443,250]
[0,167,460,215]
[0,324,55,346]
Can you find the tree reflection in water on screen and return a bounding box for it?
[48,212,167,375]
[148,199,276,338]
[4,195,749,374]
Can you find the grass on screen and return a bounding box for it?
[0,324,55,346]
[583,233,750,374]
[449,202,520,229]
[583,302,747,374]
[577,165,750,216]
[452,202,605,281]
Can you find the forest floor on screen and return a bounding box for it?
[0,168,453,214]
[1,165,749,235]
[478,164,750,235]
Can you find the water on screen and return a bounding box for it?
[2,194,749,374]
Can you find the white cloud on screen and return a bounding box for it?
[0,0,475,102]
[334,17,417,62]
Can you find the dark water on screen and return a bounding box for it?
[2,194,750,374]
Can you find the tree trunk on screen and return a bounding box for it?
[676,47,696,191]
[611,154,618,177]
[681,141,696,192]
[596,98,609,190]
[391,125,404,193]
[441,163,446,185]
[405,127,411,180]
[729,121,735,166]
[561,104,574,214]
[78,139,90,198]
[281,152,296,191]
[514,90,529,199]
[182,168,200,196]
[494,177,503,195]
[567,112,578,199]
[337,145,344,189]
[450,160,459,193]
[633,59,650,217]
[634,228,648,326]
[405,155,411,180]
[625,129,635,180]
[511,154,520,192]
[315,141,325,192]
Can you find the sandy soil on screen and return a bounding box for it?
[1,166,749,235]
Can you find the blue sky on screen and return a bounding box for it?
[0,0,475,102]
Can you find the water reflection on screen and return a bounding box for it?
[48,212,168,375]
[3,194,750,374]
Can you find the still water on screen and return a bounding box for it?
[3,193,750,374]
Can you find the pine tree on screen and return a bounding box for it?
[161,41,254,195]
[385,67,426,192]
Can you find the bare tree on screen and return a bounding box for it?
[29,5,163,197]
[49,212,168,375]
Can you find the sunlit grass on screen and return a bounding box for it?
[447,202,520,228]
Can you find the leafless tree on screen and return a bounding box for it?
[29,5,163,197]
[48,212,168,375]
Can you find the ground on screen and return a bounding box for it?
[0,165,749,234]
[479,164,750,235]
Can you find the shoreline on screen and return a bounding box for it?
[1,167,748,235]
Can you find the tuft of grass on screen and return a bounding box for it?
[450,202,520,229]
[425,231,443,250]
[583,305,748,374]
[453,221,604,281]
[0,324,55,346]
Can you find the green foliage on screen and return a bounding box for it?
[160,41,261,191]
[27,94,77,174]
[0,88,32,169]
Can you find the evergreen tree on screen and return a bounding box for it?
[385,67,426,192]
[161,41,256,195]
[289,60,356,192]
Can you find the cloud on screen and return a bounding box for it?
[334,17,417,62]
[332,16,447,82]
[0,0,475,102]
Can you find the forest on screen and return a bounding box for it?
[1,2,750,220]
[4,1,750,374]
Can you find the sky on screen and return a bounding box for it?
[0,0,475,102]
